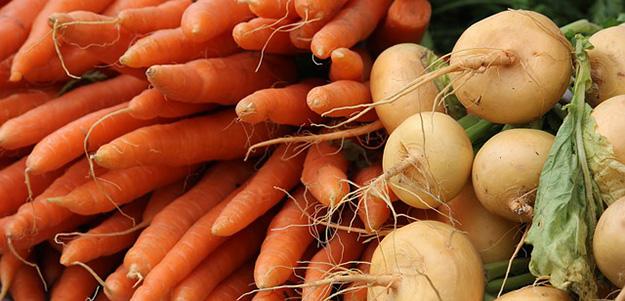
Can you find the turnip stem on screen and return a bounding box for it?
[486,273,535,294]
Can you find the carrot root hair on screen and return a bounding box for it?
[69,261,111,296]
[6,237,47,291]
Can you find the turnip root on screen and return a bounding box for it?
[591,95,625,164]
[587,26,625,106]
[495,286,572,301]
[593,196,625,288]
[472,129,554,222]
[368,220,484,301]
[437,183,521,263]
[382,112,473,209]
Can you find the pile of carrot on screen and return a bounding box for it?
[0,0,433,300]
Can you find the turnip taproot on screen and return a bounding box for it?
[593,196,625,288]
[472,129,554,222]
[495,286,572,301]
[587,26,625,106]
[591,95,625,164]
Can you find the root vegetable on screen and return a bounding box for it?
[587,26,625,106]
[590,94,625,164]
[495,286,572,301]
[593,196,625,288]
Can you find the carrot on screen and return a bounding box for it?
[181,0,253,42]
[59,199,148,265]
[0,157,62,217]
[0,89,57,126]
[253,289,299,301]
[146,52,296,104]
[104,0,168,16]
[0,75,147,150]
[235,79,323,125]
[212,144,306,236]
[254,189,318,288]
[0,248,30,299]
[120,29,239,68]
[1,215,92,252]
[27,102,158,175]
[306,80,377,121]
[9,264,46,301]
[127,89,214,120]
[6,159,103,240]
[245,0,297,19]
[139,180,189,224]
[170,218,269,301]
[301,142,349,207]
[50,256,117,301]
[93,110,283,169]
[232,18,299,54]
[118,0,191,34]
[370,0,432,53]
[354,163,396,231]
[104,265,135,301]
[302,229,364,301]
[95,292,111,301]
[22,47,100,83]
[41,245,64,287]
[294,0,348,20]
[288,17,328,50]
[50,164,196,215]
[0,0,48,62]
[329,48,366,82]
[205,261,255,301]
[9,0,115,81]
[310,0,392,59]
[122,161,252,279]
[342,241,378,301]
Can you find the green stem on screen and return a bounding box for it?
[483,292,496,301]
[484,258,530,282]
[560,19,602,38]
[465,119,495,143]
[458,114,481,129]
[486,273,536,294]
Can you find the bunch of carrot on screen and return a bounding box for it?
[0,0,432,300]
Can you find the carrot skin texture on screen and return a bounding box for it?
[50,257,118,301]
[204,262,255,301]
[295,0,348,19]
[0,248,30,296]
[301,142,349,207]
[235,79,323,125]
[212,144,306,236]
[22,47,100,83]
[118,0,192,34]
[123,161,252,279]
[370,0,432,53]
[0,89,56,126]
[254,189,317,288]
[181,0,254,42]
[9,264,46,301]
[93,110,284,169]
[232,18,299,54]
[342,241,378,301]
[310,0,393,59]
[146,52,296,104]
[247,0,297,19]
[128,89,213,120]
[52,164,196,215]
[120,29,239,68]
[0,75,147,150]
[354,163,394,231]
[306,80,377,121]
[329,48,364,82]
[104,0,168,16]
[0,0,48,62]
[104,265,136,301]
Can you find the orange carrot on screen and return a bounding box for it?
[50,256,118,301]
[139,180,189,223]
[288,18,326,50]
[181,0,253,42]
[95,292,111,301]
[246,0,297,19]
[342,241,378,301]
[9,264,46,301]
[127,89,213,120]
[254,189,317,288]
[354,163,395,231]
[212,144,305,236]
[170,219,269,301]
[1,215,92,252]
[122,161,252,279]
[59,199,148,265]
[235,79,323,125]
[0,248,30,298]
[0,75,147,150]
[27,102,159,175]
[146,52,296,104]
[9,0,115,81]
[0,0,48,62]
[118,0,191,34]
[302,229,364,301]
[310,0,392,59]
[120,29,239,68]
[232,18,298,54]
[41,245,64,287]
[50,164,196,215]
[0,89,56,126]
[93,110,283,169]
[104,0,168,16]
[295,0,348,19]
[329,48,365,82]
[22,47,100,83]
[306,80,377,121]
[205,261,255,301]
[253,289,299,301]
[0,157,62,217]
[104,265,135,301]
[301,142,349,207]
[370,0,432,53]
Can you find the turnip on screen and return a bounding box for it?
[590,95,625,163]
[495,286,572,301]
[437,183,521,263]
[593,196,625,288]
[472,129,554,222]
[368,220,484,301]
[381,112,473,209]
[587,26,625,106]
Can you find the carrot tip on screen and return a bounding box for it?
[9,71,23,82]
[47,197,63,203]
[191,26,202,35]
